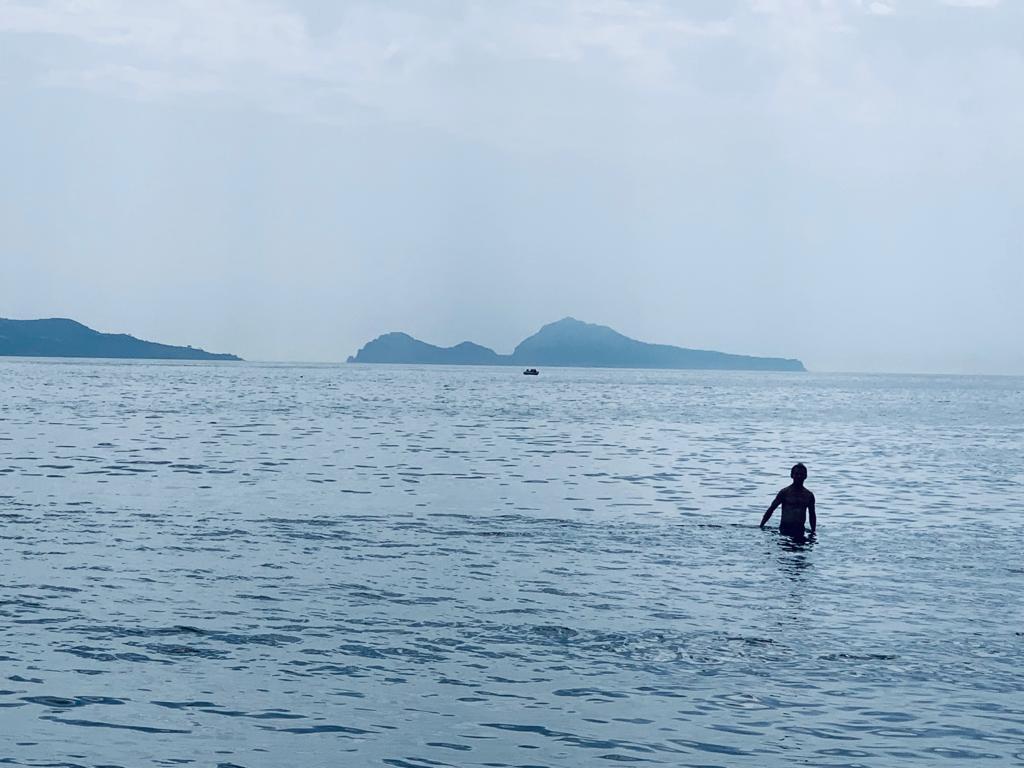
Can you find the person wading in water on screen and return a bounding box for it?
[760,463,816,538]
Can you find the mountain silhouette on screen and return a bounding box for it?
[348,332,502,365]
[0,318,241,361]
[349,317,804,371]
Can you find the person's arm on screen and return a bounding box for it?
[808,492,816,533]
[760,491,782,528]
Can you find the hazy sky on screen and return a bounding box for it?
[1,0,1021,372]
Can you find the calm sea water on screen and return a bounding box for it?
[1,360,1022,767]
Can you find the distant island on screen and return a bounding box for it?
[348,317,805,371]
[0,318,241,361]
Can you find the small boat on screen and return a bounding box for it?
[523,368,539,376]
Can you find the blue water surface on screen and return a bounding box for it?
[1,360,1022,766]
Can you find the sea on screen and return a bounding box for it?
[1,359,1022,767]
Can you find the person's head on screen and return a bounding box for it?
[790,463,808,484]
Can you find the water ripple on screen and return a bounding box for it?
[0,361,1021,766]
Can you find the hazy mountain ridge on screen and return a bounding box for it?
[349,317,805,371]
[0,318,241,361]
[348,332,502,365]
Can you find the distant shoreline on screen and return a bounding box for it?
[0,318,241,361]
[6,356,1024,377]
[347,317,805,372]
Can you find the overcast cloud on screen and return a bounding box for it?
[1,0,1021,372]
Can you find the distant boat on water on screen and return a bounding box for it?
[523,368,539,376]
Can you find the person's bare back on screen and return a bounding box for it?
[760,463,816,537]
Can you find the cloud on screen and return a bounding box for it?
[2,0,1020,159]
[0,1,759,153]
[0,1,733,86]
[1,0,1022,371]
[0,0,1017,178]
[41,64,222,98]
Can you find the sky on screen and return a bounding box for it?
[1,0,1021,373]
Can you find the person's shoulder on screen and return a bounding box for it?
[805,487,815,500]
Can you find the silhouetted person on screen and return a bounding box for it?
[760,463,816,538]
